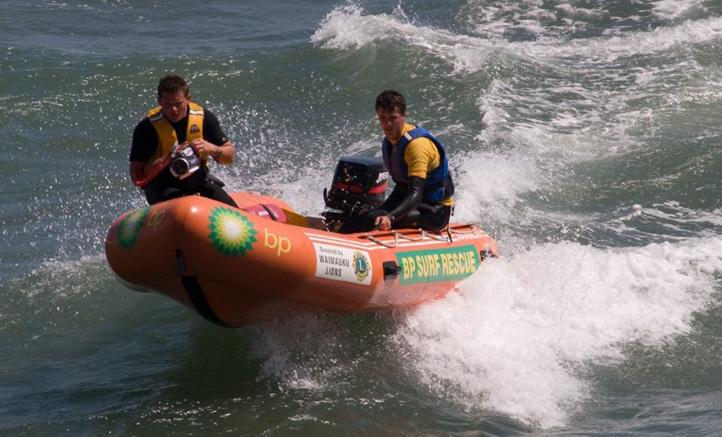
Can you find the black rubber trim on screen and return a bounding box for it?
[480,250,497,261]
[260,204,279,221]
[176,251,230,327]
[383,261,400,280]
[179,275,230,327]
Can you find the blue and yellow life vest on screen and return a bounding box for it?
[381,126,452,204]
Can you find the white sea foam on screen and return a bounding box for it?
[452,151,543,224]
[252,167,330,216]
[527,17,722,65]
[464,0,605,40]
[312,3,722,70]
[613,202,722,235]
[311,3,495,73]
[310,3,722,166]
[475,78,638,160]
[651,0,708,21]
[463,0,720,61]
[393,237,722,427]
[248,313,349,390]
[25,254,108,296]
[310,4,405,50]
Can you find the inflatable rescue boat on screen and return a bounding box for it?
[105,157,498,327]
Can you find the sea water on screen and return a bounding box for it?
[1,0,721,434]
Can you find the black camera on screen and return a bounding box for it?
[169,146,202,179]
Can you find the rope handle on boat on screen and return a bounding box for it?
[366,229,451,248]
[364,225,482,248]
[448,227,477,235]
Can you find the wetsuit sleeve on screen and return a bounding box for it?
[202,109,230,146]
[130,118,158,162]
[380,184,407,212]
[403,137,440,179]
[385,176,425,223]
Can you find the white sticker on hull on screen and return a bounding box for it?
[313,243,372,285]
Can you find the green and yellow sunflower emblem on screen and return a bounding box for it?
[117,207,149,249]
[208,207,257,256]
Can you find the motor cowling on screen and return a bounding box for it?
[323,156,388,230]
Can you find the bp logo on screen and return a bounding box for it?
[208,207,257,256]
[117,208,148,249]
[353,251,370,282]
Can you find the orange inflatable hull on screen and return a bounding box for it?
[105,192,498,327]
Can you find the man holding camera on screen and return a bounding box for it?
[129,74,238,207]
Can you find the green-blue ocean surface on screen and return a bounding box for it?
[2,0,722,434]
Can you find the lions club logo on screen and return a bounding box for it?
[353,251,370,282]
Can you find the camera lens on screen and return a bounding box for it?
[171,158,189,176]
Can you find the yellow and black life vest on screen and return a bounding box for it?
[147,102,205,161]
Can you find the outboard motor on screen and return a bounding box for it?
[323,156,388,231]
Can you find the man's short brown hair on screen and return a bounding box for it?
[157,74,189,98]
[375,90,406,114]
